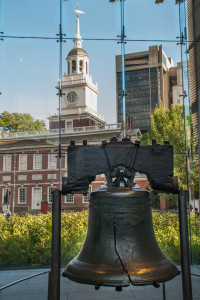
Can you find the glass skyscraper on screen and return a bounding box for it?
[187,0,200,160]
[116,45,180,132]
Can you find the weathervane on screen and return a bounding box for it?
[74,2,85,16]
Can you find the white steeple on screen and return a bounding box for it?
[50,5,105,131]
[66,7,89,76]
[73,7,84,49]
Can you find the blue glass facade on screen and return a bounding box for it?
[117,67,159,132]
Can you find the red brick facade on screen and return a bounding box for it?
[73,118,95,127]
[0,150,108,213]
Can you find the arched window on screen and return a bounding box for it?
[72,60,76,73]
[68,62,70,74]
[79,60,83,72]
[86,62,88,74]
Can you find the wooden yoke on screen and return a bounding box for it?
[62,139,178,195]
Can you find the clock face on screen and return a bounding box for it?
[67,91,78,104]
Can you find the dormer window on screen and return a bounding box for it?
[79,60,83,72]
[72,60,76,73]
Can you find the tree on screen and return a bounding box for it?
[0,111,46,133]
[141,104,199,196]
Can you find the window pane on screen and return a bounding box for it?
[19,155,27,170]
[18,188,26,203]
[3,155,11,171]
[2,188,11,204]
[48,154,57,169]
[65,194,74,203]
[34,154,42,169]
[48,187,56,203]
[83,186,92,203]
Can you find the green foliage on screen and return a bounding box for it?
[150,190,178,210]
[153,212,181,261]
[61,211,88,263]
[0,211,199,267]
[0,111,46,133]
[0,213,52,266]
[192,164,199,199]
[153,212,200,262]
[159,193,178,210]
[150,191,160,209]
[141,104,188,190]
[0,211,88,267]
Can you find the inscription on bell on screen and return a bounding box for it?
[103,211,150,228]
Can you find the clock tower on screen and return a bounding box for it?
[49,8,105,131]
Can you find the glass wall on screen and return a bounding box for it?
[0,0,199,277]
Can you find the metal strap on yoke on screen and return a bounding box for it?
[129,143,140,170]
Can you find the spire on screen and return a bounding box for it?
[74,5,85,49]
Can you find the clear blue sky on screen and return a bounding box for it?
[0,0,181,126]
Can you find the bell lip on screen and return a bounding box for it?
[63,258,180,287]
[128,267,180,285]
[63,268,180,287]
[62,269,131,287]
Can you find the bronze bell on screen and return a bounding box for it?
[63,186,179,287]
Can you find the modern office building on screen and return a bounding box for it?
[187,0,200,160]
[116,46,182,132]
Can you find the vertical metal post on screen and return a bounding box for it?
[58,0,63,190]
[162,282,166,300]
[13,154,16,213]
[178,188,193,300]
[120,0,126,139]
[48,189,61,300]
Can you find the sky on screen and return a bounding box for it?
[0,0,183,126]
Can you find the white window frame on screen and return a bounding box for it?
[65,194,74,203]
[65,153,68,169]
[65,120,73,128]
[2,188,11,204]
[18,187,27,204]
[19,154,27,170]
[3,155,11,171]
[48,187,56,203]
[33,154,42,170]
[82,185,92,203]
[48,153,57,169]
[32,187,42,209]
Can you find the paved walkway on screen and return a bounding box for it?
[0,266,200,299]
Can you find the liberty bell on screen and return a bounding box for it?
[62,139,179,288]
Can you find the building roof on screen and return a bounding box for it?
[67,48,89,58]
[0,124,122,152]
[0,139,55,152]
